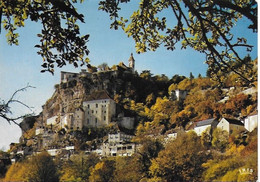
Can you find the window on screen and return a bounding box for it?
[96,104,98,108]
[104,116,106,121]
[88,104,90,109]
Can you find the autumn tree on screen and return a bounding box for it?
[25,151,59,182]
[212,128,229,152]
[132,137,164,178]
[89,158,116,182]
[60,153,100,182]
[113,156,144,182]
[149,131,207,182]
[5,152,59,182]
[203,129,257,181]
[100,0,257,83]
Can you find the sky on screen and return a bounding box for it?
[0,1,258,151]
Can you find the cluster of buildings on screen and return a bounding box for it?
[7,54,258,162]
[165,111,258,143]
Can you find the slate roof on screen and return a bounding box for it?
[195,118,217,127]
[223,118,244,126]
[86,90,112,101]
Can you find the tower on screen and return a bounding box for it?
[128,53,135,73]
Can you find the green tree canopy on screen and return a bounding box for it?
[1,0,89,74]
[99,0,257,83]
[1,0,257,82]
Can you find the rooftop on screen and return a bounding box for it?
[85,90,112,101]
[223,118,244,126]
[195,118,217,127]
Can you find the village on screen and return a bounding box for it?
[7,54,258,163]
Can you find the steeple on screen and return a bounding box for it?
[128,53,135,72]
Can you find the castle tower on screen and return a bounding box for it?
[128,53,135,73]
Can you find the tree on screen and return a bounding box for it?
[25,151,59,182]
[1,0,89,74]
[2,1,256,81]
[60,153,100,182]
[0,85,34,126]
[5,152,59,182]
[113,156,144,182]
[89,158,116,182]
[149,131,207,182]
[99,0,257,83]
[212,128,229,152]
[0,151,11,178]
[133,137,164,178]
[98,62,110,71]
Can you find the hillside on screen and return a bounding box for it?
[2,56,258,181]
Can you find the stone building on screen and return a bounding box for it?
[102,131,136,156]
[244,110,258,132]
[217,118,245,134]
[193,118,218,136]
[83,91,116,127]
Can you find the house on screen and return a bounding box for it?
[217,118,245,134]
[72,107,85,130]
[244,110,258,132]
[59,108,85,130]
[46,116,58,126]
[170,89,188,101]
[164,127,185,143]
[193,118,218,136]
[102,131,136,157]
[60,113,73,129]
[60,71,78,83]
[83,90,116,127]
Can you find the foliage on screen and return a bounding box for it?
[4,161,28,182]
[60,153,100,182]
[0,151,11,178]
[212,128,229,152]
[100,0,257,83]
[113,156,144,182]
[25,151,59,182]
[89,158,116,182]
[5,152,58,182]
[149,131,207,181]
[202,129,257,181]
[131,137,164,178]
[1,0,89,74]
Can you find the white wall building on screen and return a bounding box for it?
[102,131,136,157]
[46,116,58,126]
[194,118,218,136]
[244,110,258,132]
[217,118,245,134]
[83,91,116,127]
